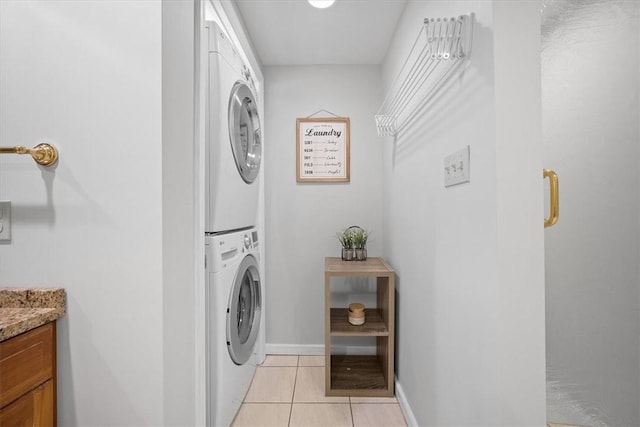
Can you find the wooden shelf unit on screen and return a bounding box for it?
[324,257,395,397]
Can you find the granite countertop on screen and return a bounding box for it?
[0,287,66,342]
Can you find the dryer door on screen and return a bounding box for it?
[227,254,262,365]
[228,82,261,184]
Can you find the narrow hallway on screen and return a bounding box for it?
[232,355,407,427]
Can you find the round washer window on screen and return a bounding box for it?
[228,82,261,184]
[227,254,261,365]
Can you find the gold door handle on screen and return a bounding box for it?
[0,143,58,166]
[543,169,559,228]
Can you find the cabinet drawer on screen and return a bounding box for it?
[0,323,54,409]
[0,380,54,427]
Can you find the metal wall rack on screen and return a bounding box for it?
[375,15,473,137]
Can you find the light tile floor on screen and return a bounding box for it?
[232,355,407,427]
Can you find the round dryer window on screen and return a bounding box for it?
[227,254,262,365]
[228,82,261,184]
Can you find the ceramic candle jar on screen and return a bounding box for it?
[348,302,365,325]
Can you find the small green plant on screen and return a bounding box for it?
[352,228,369,250]
[337,229,354,249]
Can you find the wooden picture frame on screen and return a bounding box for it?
[296,117,350,183]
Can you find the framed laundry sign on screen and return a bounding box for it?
[296,117,350,183]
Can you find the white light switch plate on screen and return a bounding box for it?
[444,145,470,187]
[0,201,11,242]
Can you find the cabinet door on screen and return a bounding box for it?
[0,380,54,427]
[0,323,54,409]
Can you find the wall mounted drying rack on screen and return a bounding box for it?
[375,15,473,137]
[0,143,59,166]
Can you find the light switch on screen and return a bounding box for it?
[444,145,470,187]
[0,201,11,242]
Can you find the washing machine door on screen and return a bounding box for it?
[228,82,261,184]
[227,254,262,365]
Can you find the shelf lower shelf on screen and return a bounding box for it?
[330,308,388,336]
[327,355,393,397]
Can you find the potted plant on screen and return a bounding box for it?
[337,229,354,261]
[352,228,368,261]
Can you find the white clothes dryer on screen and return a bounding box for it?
[206,228,262,427]
[205,21,262,233]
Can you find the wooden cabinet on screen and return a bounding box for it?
[324,257,395,397]
[0,322,57,426]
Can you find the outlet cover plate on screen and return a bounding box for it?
[444,145,470,187]
[0,201,11,242]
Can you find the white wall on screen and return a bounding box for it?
[542,1,640,426]
[0,1,200,425]
[162,0,201,424]
[263,65,384,350]
[493,4,546,424]
[381,1,545,425]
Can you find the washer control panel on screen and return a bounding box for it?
[207,229,259,273]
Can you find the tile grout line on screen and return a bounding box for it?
[349,396,355,427]
[287,356,300,427]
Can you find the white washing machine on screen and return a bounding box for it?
[206,228,262,427]
[205,21,262,233]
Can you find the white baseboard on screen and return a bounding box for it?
[395,379,418,427]
[265,343,324,355]
[264,344,377,356]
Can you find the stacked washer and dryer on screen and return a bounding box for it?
[204,21,264,427]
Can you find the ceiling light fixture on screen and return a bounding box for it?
[308,0,335,9]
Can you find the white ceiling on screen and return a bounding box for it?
[234,0,408,66]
